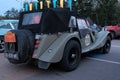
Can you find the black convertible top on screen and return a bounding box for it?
[18,8,71,34]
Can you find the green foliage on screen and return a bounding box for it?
[4,8,20,19]
[115,2,120,24]
[95,0,118,26]
[0,8,21,20]
[73,0,119,26]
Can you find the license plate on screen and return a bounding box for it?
[4,32,16,43]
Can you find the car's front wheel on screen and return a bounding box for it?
[110,31,115,39]
[100,36,111,53]
[59,40,81,71]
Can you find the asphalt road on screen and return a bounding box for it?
[0,40,120,80]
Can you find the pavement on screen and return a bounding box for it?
[0,40,120,80]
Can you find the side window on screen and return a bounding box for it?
[77,19,88,29]
[69,16,77,28]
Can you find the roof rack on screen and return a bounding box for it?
[23,0,73,12]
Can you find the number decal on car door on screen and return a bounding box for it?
[85,34,91,46]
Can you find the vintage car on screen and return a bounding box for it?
[0,20,18,53]
[4,1,111,71]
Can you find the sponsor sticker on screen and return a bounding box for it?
[85,34,91,46]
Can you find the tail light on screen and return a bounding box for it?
[34,39,40,49]
[34,34,41,49]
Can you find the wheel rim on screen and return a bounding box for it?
[105,40,111,52]
[68,47,79,65]
[0,39,5,51]
[111,32,115,39]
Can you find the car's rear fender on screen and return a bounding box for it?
[35,32,80,63]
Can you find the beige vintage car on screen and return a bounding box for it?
[4,8,111,71]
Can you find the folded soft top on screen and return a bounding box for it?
[19,8,71,34]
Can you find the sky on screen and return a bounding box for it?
[0,0,120,16]
[0,0,37,16]
[0,0,72,15]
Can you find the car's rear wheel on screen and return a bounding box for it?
[59,40,81,71]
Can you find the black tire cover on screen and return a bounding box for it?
[6,30,35,64]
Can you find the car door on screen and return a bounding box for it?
[77,18,96,52]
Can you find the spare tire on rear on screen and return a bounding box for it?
[5,30,35,64]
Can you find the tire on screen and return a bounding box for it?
[5,30,35,64]
[59,40,81,71]
[22,30,35,64]
[110,32,115,39]
[6,30,29,63]
[100,36,111,54]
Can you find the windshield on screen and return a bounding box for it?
[0,22,12,29]
[77,19,88,29]
[12,22,18,29]
[0,21,18,29]
[22,12,42,25]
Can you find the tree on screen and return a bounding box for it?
[95,0,118,26]
[4,8,20,19]
[0,15,4,20]
[115,2,120,24]
[73,0,119,26]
